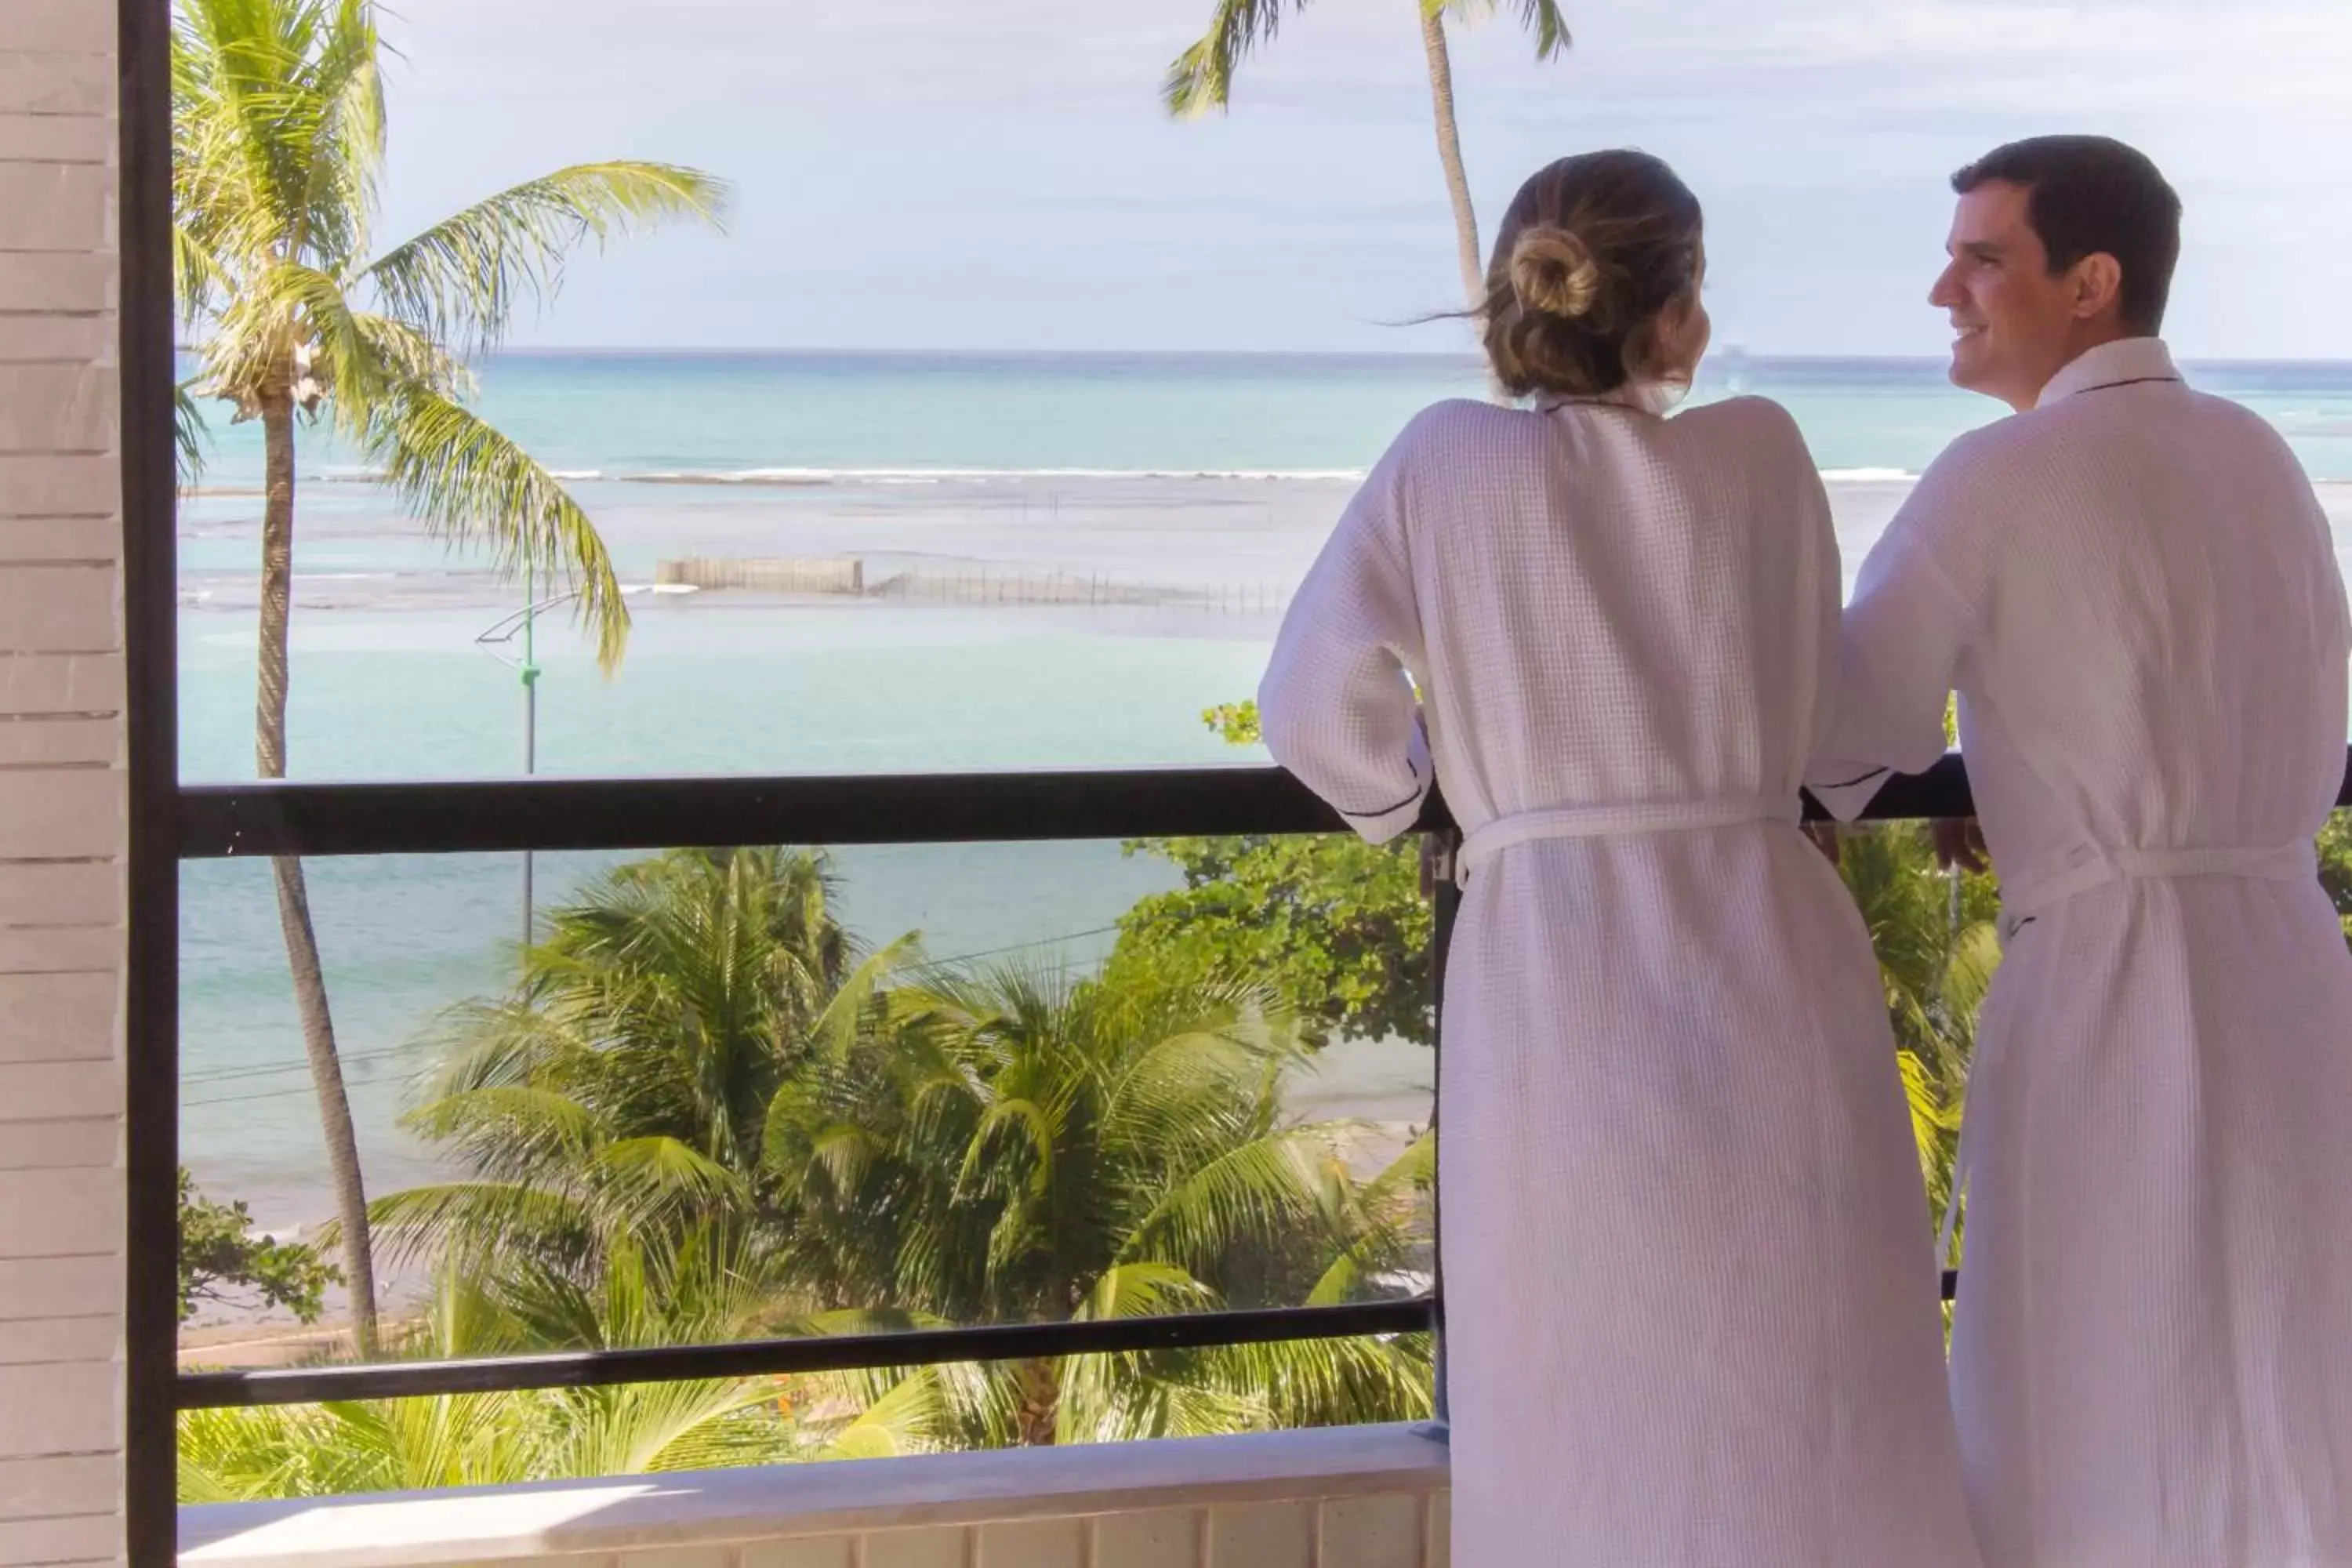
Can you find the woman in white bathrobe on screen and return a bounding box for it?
[1258,151,1982,1568]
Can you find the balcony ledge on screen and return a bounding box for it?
[180,1422,1454,1568]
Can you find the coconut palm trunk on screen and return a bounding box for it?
[1418,9,1485,311]
[1012,1357,1061,1446]
[176,0,725,1359]
[256,389,380,1356]
[1165,1,1570,310]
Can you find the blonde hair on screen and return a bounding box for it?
[1508,227,1603,320]
[1480,151,1704,400]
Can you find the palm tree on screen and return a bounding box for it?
[1831,822,2002,1221]
[379,853,1431,1450]
[178,1229,826,1501]
[172,0,728,1352]
[1164,0,1571,310]
[761,960,1434,1445]
[375,849,910,1283]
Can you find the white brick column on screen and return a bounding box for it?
[0,2,128,1566]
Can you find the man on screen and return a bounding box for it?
[1813,136,2352,1568]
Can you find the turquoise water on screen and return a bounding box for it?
[176,351,2352,1235]
[187,350,2352,485]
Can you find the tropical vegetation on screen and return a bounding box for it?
[180,1170,339,1326]
[182,848,1434,1501]
[172,0,726,1352]
[198,681,2352,1501]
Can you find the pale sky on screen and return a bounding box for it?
[369,0,2352,358]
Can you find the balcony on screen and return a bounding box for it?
[181,1424,1452,1568]
[151,761,2022,1568]
[12,6,2348,1564]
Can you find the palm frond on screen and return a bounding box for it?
[173,0,382,272]
[958,1096,1057,1200]
[172,223,235,326]
[1055,1349,1266,1444]
[174,382,212,485]
[359,381,630,668]
[1074,1260,1219,1321]
[1515,0,1573,57]
[349,310,472,401]
[1163,0,1301,118]
[364,1180,597,1273]
[1195,1330,1435,1429]
[809,1371,949,1461]
[363,163,728,355]
[1116,1127,1341,1276]
[804,932,923,1060]
[401,1081,602,1183]
[1304,1130,1432,1305]
[286,0,383,267]
[1436,0,1570,55]
[586,1135,752,1229]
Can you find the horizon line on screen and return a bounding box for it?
[476,346,2352,368]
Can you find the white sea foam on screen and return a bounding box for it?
[617,465,1370,485]
[312,459,1914,488]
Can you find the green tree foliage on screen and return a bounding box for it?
[370,848,896,1282]
[180,1232,827,1501]
[1116,701,1434,1047]
[179,1171,339,1326]
[211,847,1436,1497]
[2318,811,2352,946]
[1831,829,2001,1215]
[763,960,1434,1445]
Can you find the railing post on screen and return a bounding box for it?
[1425,825,1461,1438]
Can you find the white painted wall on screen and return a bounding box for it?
[0,2,127,1565]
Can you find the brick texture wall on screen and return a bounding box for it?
[0,2,127,1565]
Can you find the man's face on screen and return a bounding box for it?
[1928,181,2083,411]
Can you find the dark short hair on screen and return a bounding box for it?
[1952,136,2182,333]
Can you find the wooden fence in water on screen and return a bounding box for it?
[655,557,1290,613]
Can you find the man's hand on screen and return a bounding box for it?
[1933,816,1990,874]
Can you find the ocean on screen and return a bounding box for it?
[175,351,2352,1246]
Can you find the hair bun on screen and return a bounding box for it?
[1509,226,1603,320]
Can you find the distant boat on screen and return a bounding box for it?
[1715,343,1753,396]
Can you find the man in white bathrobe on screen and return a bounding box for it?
[1813,135,2352,1568]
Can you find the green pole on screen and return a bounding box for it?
[520,561,539,953]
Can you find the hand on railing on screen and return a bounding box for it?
[1933,816,1991,874]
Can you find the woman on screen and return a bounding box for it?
[1258,151,1982,1566]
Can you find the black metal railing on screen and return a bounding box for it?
[158,754,1995,1418]
[166,765,1457,1416]
[171,755,1985,862]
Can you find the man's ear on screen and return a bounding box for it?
[2070,252,2125,323]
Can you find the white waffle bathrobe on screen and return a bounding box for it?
[1813,337,2352,1568]
[1261,393,1981,1568]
